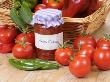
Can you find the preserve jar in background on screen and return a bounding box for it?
[31,9,64,60]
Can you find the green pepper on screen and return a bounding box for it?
[8,58,60,71]
[9,59,41,70]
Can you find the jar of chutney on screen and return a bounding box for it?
[31,9,64,60]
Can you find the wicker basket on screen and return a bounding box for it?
[0,0,110,42]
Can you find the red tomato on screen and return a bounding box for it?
[15,32,35,46]
[42,0,48,4]
[0,24,8,30]
[94,48,110,70]
[73,34,96,49]
[78,44,95,62]
[46,0,64,9]
[0,25,17,44]
[97,38,110,49]
[12,43,34,59]
[34,4,46,12]
[55,48,74,66]
[69,55,91,78]
[0,42,15,53]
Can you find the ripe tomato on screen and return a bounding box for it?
[73,34,96,49]
[97,38,110,49]
[0,24,7,30]
[0,42,15,53]
[12,43,34,59]
[94,48,110,70]
[42,0,48,4]
[55,48,74,66]
[0,25,17,44]
[78,44,95,62]
[46,0,64,9]
[34,4,46,12]
[69,55,91,78]
[15,32,35,46]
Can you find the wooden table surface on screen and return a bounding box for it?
[0,13,110,82]
[0,54,110,82]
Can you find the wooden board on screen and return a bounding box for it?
[0,54,110,82]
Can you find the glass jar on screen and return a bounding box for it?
[31,9,64,60]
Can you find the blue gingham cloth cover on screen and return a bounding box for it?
[31,8,64,28]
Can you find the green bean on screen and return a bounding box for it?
[8,58,60,71]
[9,59,41,70]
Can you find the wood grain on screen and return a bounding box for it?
[0,53,110,82]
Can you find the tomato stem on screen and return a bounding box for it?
[63,40,71,48]
[55,0,60,2]
[48,0,60,2]
[81,31,87,36]
[104,33,110,40]
[78,41,82,51]
[16,36,29,48]
[70,55,74,61]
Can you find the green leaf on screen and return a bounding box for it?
[10,7,26,32]
[19,1,33,24]
[14,1,21,9]
[25,0,37,9]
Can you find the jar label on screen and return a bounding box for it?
[35,32,63,50]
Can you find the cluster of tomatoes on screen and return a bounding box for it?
[34,0,104,17]
[0,25,35,59]
[55,33,110,78]
[34,0,63,12]
[0,25,17,53]
[1,24,110,78]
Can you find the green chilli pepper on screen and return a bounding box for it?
[9,58,60,71]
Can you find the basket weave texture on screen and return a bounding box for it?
[0,0,110,41]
